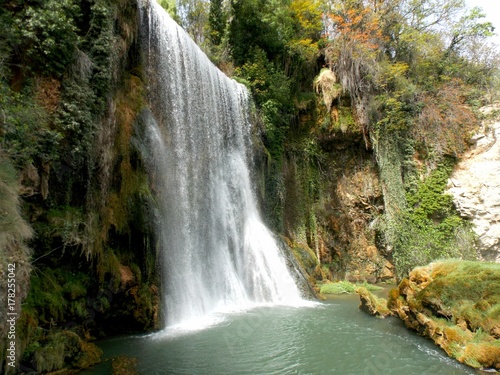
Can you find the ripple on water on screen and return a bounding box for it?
[86,300,478,375]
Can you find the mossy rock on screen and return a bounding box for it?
[34,331,102,373]
[291,243,318,276]
[389,260,500,371]
[112,355,140,375]
[356,287,392,318]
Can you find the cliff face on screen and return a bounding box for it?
[261,103,396,284]
[447,106,500,262]
[1,1,160,373]
[311,132,393,283]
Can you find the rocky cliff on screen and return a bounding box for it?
[447,105,500,262]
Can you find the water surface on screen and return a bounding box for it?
[86,295,477,375]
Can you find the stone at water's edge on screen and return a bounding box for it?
[386,260,500,371]
[356,287,391,318]
[447,105,500,262]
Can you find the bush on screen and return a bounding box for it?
[391,161,477,278]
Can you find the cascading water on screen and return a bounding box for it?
[138,0,305,330]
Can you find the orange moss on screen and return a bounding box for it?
[460,343,500,370]
[389,261,500,370]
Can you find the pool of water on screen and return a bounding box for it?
[84,295,478,375]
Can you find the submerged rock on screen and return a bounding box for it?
[388,260,500,371]
[112,356,139,375]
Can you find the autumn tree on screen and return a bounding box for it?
[324,0,385,145]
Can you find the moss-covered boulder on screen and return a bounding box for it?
[33,330,102,373]
[356,287,392,318]
[388,260,500,371]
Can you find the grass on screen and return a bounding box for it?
[392,260,500,370]
[320,280,383,294]
[418,260,500,334]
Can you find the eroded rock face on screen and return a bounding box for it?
[447,106,500,261]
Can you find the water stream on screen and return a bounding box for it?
[138,0,305,330]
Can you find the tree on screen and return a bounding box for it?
[208,0,226,45]
[13,0,80,77]
[177,0,210,45]
[324,0,385,145]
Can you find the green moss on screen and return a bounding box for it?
[332,106,357,133]
[320,281,382,294]
[34,331,102,373]
[45,206,86,248]
[357,287,392,317]
[418,260,500,333]
[23,269,91,325]
[291,243,318,275]
[390,261,500,370]
[112,355,139,375]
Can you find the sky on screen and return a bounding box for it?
[465,0,500,47]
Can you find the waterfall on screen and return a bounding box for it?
[138,0,305,330]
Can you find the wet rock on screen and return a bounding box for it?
[119,265,135,288]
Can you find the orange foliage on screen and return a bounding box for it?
[328,1,384,53]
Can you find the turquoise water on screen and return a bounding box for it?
[85,295,478,375]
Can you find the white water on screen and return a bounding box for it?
[138,0,305,331]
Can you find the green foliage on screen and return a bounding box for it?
[374,97,412,133]
[229,0,285,65]
[0,0,119,206]
[235,48,292,160]
[391,161,477,278]
[158,0,178,20]
[12,0,80,77]
[44,206,86,248]
[33,330,102,373]
[320,280,382,294]
[177,0,209,45]
[447,7,494,53]
[406,161,453,219]
[208,0,225,46]
[0,82,62,167]
[23,269,91,325]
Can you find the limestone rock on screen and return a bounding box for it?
[446,105,500,261]
[356,287,392,318]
